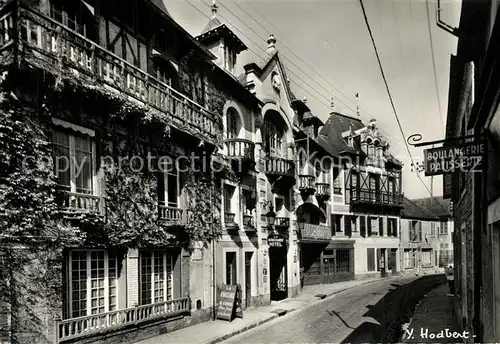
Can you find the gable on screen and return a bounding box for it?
[257,54,296,124]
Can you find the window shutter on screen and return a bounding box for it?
[379,217,384,236]
[157,172,165,204]
[360,216,366,237]
[344,215,352,237]
[331,214,336,236]
[368,217,372,236]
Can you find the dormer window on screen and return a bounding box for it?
[224,46,235,74]
[347,136,354,148]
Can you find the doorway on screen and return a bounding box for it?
[269,246,287,301]
[245,252,253,309]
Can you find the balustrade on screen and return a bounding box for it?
[55,297,190,343]
[0,5,221,143]
[158,205,183,222]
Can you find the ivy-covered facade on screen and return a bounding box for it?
[0,0,235,343]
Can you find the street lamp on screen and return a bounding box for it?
[265,205,276,228]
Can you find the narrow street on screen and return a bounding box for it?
[222,275,445,344]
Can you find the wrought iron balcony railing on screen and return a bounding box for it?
[224,139,255,162]
[315,182,331,198]
[55,297,190,343]
[300,223,332,241]
[243,214,256,231]
[275,217,290,228]
[262,156,295,177]
[0,4,221,144]
[350,188,404,207]
[158,205,183,222]
[298,175,316,191]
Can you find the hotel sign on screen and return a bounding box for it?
[268,234,284,248]
[424,141,484,176]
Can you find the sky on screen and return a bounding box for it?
[164,0,462,199]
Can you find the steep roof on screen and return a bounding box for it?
[201,16,222,34]
[412,196,452,219]
[146,0,215,60]
[401,197,440,221]
[315,112,364,157]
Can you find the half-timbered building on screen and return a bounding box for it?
[316,113,404,280]
[0,0,259,342]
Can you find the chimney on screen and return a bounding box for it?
[369,118,377,129]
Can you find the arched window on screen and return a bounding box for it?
[298,150,306,172]
[315,160,322,180]
[263,111,286,157]
[366,138,374,157]
[226,108,240,139]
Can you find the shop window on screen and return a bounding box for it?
[404,249,413,268]
[367,248,375,271]
[336,249,350,273]
[140,251,177,305]
[421,250,432,266]
[225,252,237,285]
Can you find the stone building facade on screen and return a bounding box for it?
[443,0,500,342]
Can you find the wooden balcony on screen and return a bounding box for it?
[315,182,331,199]
[300,223,332,241]
[263,156,295,177]
[0,4,221,145]
[298,175,316,193]
[55,297,190,343]
[58,191,104,215]
[350,188,404,208]
[158,205,183,222]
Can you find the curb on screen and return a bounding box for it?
[209,277,397,344]
[209,314,280,344]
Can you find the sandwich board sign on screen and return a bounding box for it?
[216,284,243,321]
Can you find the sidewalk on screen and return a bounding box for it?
[134,277,393,344]
[402,283,461,343]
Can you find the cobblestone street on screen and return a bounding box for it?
[222,275,445,344]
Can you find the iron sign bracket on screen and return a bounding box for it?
[406,133,482,148]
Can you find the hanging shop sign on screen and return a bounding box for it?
[268,233,284,248]
[423,141,484,176]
